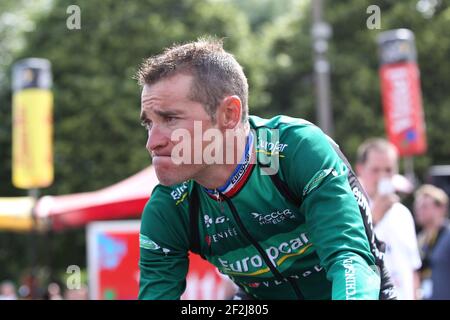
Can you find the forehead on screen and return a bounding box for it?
[415,194,437,207]
[365,148,397,166]
[141,73,193,103]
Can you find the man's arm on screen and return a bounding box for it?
[139,185,190,300]
[284,125,380,299]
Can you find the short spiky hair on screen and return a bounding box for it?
[136,37,248,122]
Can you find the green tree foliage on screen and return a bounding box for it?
[261,0,450,178]
[0,0,53,197]
[0,0,53,85]
[15,0,254,195]
[0,0,256,288]
[223,0,302,31]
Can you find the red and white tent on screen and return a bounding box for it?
[35,166,158,230]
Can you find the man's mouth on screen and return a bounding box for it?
[152,153,171,158]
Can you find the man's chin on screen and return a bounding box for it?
[153,159,203,186]
[154,168,186,186]
[157,177,182,186]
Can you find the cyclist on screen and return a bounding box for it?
[136,38,394,300]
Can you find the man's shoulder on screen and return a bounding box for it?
[249,115,314,130]
[249,115,330,149]
[141,181,192,253]
[385,202,414,224]
[391,202,412,214]
[145,181,193,210]
[141,181,192,232]
[378,203,417,239]
[439,221,450,243]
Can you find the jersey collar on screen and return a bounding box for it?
[203,131,255,199]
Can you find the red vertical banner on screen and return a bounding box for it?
[379,62,427,156]
[377,29,427,157]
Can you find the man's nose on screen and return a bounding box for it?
[146,124,168,153]
[379,172,388,179]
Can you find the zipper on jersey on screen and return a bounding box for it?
[214,189,225,213]
[218,191,304,300]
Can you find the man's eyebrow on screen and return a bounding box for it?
[140,109,184,121]
[154,109,183,117]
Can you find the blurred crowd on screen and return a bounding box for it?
[0,280,88,300]
[355,138,450,300]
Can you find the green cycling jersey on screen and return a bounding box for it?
[139,115,381,300]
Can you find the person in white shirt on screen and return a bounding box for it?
[356,138,422,300]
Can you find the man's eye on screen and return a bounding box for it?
[165,116,177,124]
[141,120,152,130]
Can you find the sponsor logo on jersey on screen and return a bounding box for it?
[229,151,251,187]
[302,168,337,197]
[244,266,323,288]
[171,181,189,205]
[256,138,288,153]
[343,258,357,300]
[207,227,239,244]
[218,232,311,275]
[251,209,295,225]
[352,186,384,261]
[139,234,160,250]
[139,234,171,255]
[203,214,230,228]
[205,235,212,246]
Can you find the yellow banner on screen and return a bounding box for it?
[0,197,34,231]
[12,89,53,188]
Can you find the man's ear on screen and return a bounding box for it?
[216,95,242,129]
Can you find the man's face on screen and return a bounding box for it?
[140,73,214,186]
[414,195,443,228]
[356,149,398,198]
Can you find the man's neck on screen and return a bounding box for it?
[195,163,242,190]
[195,126,250,190]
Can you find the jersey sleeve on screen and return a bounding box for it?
[138,184,190,300]
[283,124,380,300]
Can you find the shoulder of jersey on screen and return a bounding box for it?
[152,180,193,206]
[249,115,314,130]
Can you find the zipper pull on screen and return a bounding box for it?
[215,190,224,213]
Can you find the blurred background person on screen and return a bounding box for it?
[356,138,422,299]
[63,284,89,300]
[0,280,18,300]
[414,184,450,300]
[44,282,63,300]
